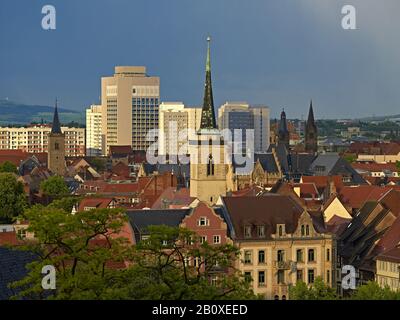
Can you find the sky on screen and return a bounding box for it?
[0,0,400,119]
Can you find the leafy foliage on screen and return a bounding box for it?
[0,173,27,223]
[40,176,69,198]
[11,208,258,300]
[0,161,18,174]
[289,277,337,300]
[350,281,400,300]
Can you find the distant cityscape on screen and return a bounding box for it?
[1,37,400,302]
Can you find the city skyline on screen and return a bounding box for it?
[1,0,400,119]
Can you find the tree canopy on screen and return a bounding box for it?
[11,207,258,300]
[40,176,69,199]
[0,161,18,174]
[0,173,27,223]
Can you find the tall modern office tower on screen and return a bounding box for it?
[101,66,160,155]
[158,102,202,155]
[218,102,270,153]
[86,104,103,156]
[190,37,227,205]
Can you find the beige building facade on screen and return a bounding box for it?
[86,104,103,156]
[159,102,202,155]
[101,66,160,154]
[0,125,85,157]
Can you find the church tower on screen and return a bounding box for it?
[48,100,66,175]
[278,109,290,150]
[190,37,227,205]
[305,100,318,153]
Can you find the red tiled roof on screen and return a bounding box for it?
[151,187,194,209]
[376,245,400,263]
[338,186,399,211]
[301,176,343,191]
[102,183,139,194]
[352,162,398,172]
[78,198,114,212]
[0,232,19,246]
[294,183,319,198]
[109,145,133,156]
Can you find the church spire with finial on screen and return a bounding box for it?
[200,36,217,130]
[51,98,62,134]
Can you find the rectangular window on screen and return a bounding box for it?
[308,249,315,262]
[244,250,252,264]
[244,226,252,238]
[296,269,303,282]
[308,269,315,284]
[326,248,330,261]
[327,270,330,284]
[257,225,265,238]
[200,236,207,244]
[258,250,265,264]
[258,271,265,287]
[277,270,285,284]
[213,235,221,244]
[277,250,285,262]
[244,272,252,283]
[198,217,209,226]
[296,249,303,262]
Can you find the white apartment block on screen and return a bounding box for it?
[218,102,270,153]
[101,66,160,155]
[0,125,85,156]
[158,102,202,156]
[86,104,103,156]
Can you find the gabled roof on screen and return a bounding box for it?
[221,195,305,240]
[376,245,400,263]
[126,209,192,243]
[78,198,114,212]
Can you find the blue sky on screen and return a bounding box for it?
[1,0,399,119]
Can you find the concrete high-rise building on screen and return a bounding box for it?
[48,103,66,176]
[86,104,103,156]
[0,126,85,156]
[158,102,202,155]
[218,102,270,153]
[101,66,160,155]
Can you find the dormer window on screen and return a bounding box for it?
[198,217,209,227]
[277,224,285,237]
[257,225,265,238]
[244,225,252,238]
[301,225,305,236]
[306,225,310,236]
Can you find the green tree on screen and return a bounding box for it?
[88,157,107,173]
[0,161,18,174]
[351,281,400,300]
[289,277,337,300]
[48,196,81,213]
[0,173,27,223]
[11,209,258,300]
[40,176,69,199]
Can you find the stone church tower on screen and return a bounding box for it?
[190,37,227,205]
[278,109,290,150]
[48,101,66,175]
[305,100,318,153]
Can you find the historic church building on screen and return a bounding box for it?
[305,100,318,154]
[189,37,228,205]
[47,101,66,175]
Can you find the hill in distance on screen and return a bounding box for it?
[0,99,85,126]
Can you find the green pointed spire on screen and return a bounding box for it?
[200,36,217,130]
[206,36,211,72]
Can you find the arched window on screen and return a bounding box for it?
[55,142,59,150]
[306,225,310,236]
[301,225,305,236]
[207,154,214,176]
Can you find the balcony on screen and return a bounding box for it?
[274,261,292,270]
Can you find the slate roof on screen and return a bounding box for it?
[126,209,192,243]
[0,247,36,300]
[255,153,279,173]
[220,195,305,240]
